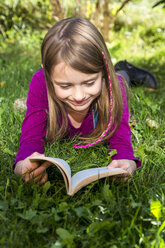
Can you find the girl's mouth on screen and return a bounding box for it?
[70,99,89,106]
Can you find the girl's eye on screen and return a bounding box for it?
[60,85,71,89]
[86,81,95,86]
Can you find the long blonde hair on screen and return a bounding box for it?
[41,17,124,144]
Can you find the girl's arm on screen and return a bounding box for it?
[107,78,141,175]
[14,69,49,176]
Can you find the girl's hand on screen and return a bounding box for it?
[14,152,52,184]
[107,159,137,181]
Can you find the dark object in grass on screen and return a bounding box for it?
[115,60,157,89]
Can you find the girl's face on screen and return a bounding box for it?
[52,62,103,114]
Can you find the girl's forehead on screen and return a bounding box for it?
[52,62,75,75]
[52,62,102,82]
[54,61,68,69]
[52,61,103,75]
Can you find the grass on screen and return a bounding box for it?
[0,1,165,247]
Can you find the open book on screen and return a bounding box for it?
[30,156,126,196]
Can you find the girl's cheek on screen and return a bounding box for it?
[89,86,102,96]
[55,89,70,99]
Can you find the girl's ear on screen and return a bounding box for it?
[41,64,43,68]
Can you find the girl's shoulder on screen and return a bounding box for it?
[29,68,46,91]
[27,68,48,107]
[31,68,45,83]
[33,68,44,77]
[116,73,126,91]
[116,73,129,104]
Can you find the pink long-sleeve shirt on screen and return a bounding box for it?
[14,69,141,168]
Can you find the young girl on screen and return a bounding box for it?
[14,17,141,184]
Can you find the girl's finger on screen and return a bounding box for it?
[33,171,46,182]
[22,152,46,174]
[24,169,47,183]
[109,166,134,182]
[23,161,51,182]
[39,172,48,185]
[29,161,52,179]
[21,162,39,177]
[108,160,121,168]
[24,172,33,183]
[110,174,129,182]
[23,164,46,182]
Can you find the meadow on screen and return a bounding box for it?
[0,1,165,247]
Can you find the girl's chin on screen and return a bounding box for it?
[70,105,89,112]
[66,102,90,113]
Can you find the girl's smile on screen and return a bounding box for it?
[69,98,90,106]
[52,62,103,114]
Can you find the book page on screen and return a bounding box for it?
[30,156,72,192]
[70,167,125,196]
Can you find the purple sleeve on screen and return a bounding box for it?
[108,77,141,168]
[14,69,48,167]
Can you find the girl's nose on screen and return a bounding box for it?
[73,87,85,101]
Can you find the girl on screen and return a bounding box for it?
[14,17,141,184]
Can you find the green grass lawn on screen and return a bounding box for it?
[0,1,165,247]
